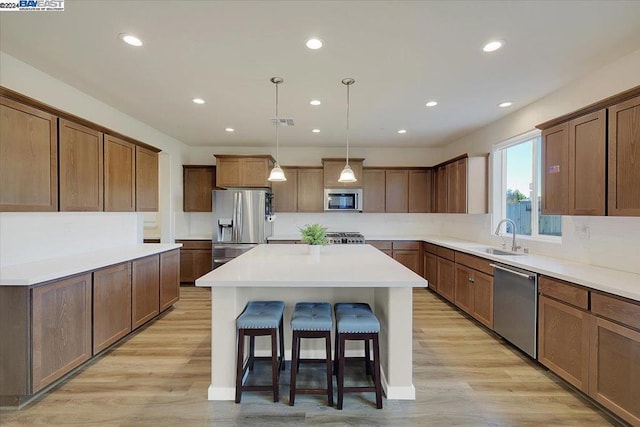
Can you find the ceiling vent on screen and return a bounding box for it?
[272,118,295,127]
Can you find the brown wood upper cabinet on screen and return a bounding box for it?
[363,169,386,212]
[104,134,136,212]
[183,165,216,212]
[0,96,58,212]
[322,158,364,188]
[433,155,487,214]
[215,155,274,188]
[409,169,432,213]
[58,119,104,211]
[608,94,640,216]
[135,146,159,212]
[385,170,409,212]
[538,87,640,216]
[272,167,323,212]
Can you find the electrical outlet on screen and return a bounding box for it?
[574,224,590,240]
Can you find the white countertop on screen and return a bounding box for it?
[268,234,640,301]
[196,244,428,288]
[0,244,182,286]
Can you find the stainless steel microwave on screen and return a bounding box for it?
[324,189,363,211]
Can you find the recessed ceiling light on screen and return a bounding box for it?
[397,129,407,134]
[312,129,320,133]
[498,102,513,108]
[310,100,321,106]
[192,98,205,104]
[119,33,143,47]
[425,101,438,107]
[225,128,235,132]
[305,38,323,50]
[483,40,504,52]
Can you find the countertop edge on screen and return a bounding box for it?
[0,243,182,286]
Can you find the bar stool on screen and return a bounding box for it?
[334,302,383,410]
[235,301,285,403]
[289,302,334,406]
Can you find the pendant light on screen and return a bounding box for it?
[338,78,357,183]
[268,77,286,182]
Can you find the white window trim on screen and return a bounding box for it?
[491,129,562,242]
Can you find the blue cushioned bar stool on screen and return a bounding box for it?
[235,301,285,403]
[334,303,382,410]
[289,302,334,406]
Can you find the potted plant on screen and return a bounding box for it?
[299,223,328,255]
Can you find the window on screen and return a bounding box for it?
[492,130,562,240]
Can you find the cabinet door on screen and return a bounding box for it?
[393,250,419,274]
[454,264,473,315]
[160,250,180,311]
[136,146,159,212]
[93,263,132,354]
[104,134,135,212]
[297,168,323,212]
[132,255,160,330]
[435,165,448,213]
[424,251,438,291]
[471,270,493,328]
[0,97,58,212]
[180,249,195,283]
[538,295,589,393]
[589,315,640,425]
[408,170,432,213]
[455,158,467,213]
[58,119,104,211]
[272,167,298,212]
[183,166,216,212]
[323,160,363,188]
[541,122,569,215]
[31,273,92,392]
[568,110,606,216]
[437,257,455,303]
[608,95,640,216]
[385,170,409,213]
[363,169,386,212]
[241,158,270,187]
[216,158,241,187]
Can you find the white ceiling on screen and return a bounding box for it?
[2,1,640,148]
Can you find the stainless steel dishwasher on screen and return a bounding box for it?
[491,263,538,358]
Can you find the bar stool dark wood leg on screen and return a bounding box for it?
[373,333,382,409]
[325,332,334,406]
[271,329,278,402]
[235,330,245,403]
[289,330,300,406]
[337,334,346,410]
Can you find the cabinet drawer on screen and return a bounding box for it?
[393,241,420,250]
[591,292,640,331]
[539,276,588,309]
[369,240,392,250]
[177,240,212,250]
[454,252,493,276]
[423,242,438,255]
[437,247,455,261]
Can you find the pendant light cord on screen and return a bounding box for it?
[346,82,350,166]
[275,81,279,163]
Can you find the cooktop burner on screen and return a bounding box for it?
[326,232,366,244]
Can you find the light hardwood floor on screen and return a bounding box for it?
[0,287,619,426]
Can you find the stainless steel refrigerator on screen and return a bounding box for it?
[212,189,273,269]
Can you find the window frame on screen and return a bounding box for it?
[491,129,562,243]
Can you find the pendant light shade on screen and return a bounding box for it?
[339,78,357,183]
[268,77,286,182]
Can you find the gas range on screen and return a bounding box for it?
[325,232,366,245]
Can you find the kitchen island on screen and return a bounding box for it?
[196,244,428,401]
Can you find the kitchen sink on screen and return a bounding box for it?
[482,248,526,256]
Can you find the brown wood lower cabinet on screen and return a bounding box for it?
[538,295,590,393]
[31,274,92,393]
[132,255,160,330]
[436,257,455,303]
[93,262,132,354]
[423,251,437,292]
[454,264,493,328]
[178,240,212,283]
[160,249,180,311]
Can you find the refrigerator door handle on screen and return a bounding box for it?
[233,192,242,242]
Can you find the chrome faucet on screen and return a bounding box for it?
[495,218,521,252]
